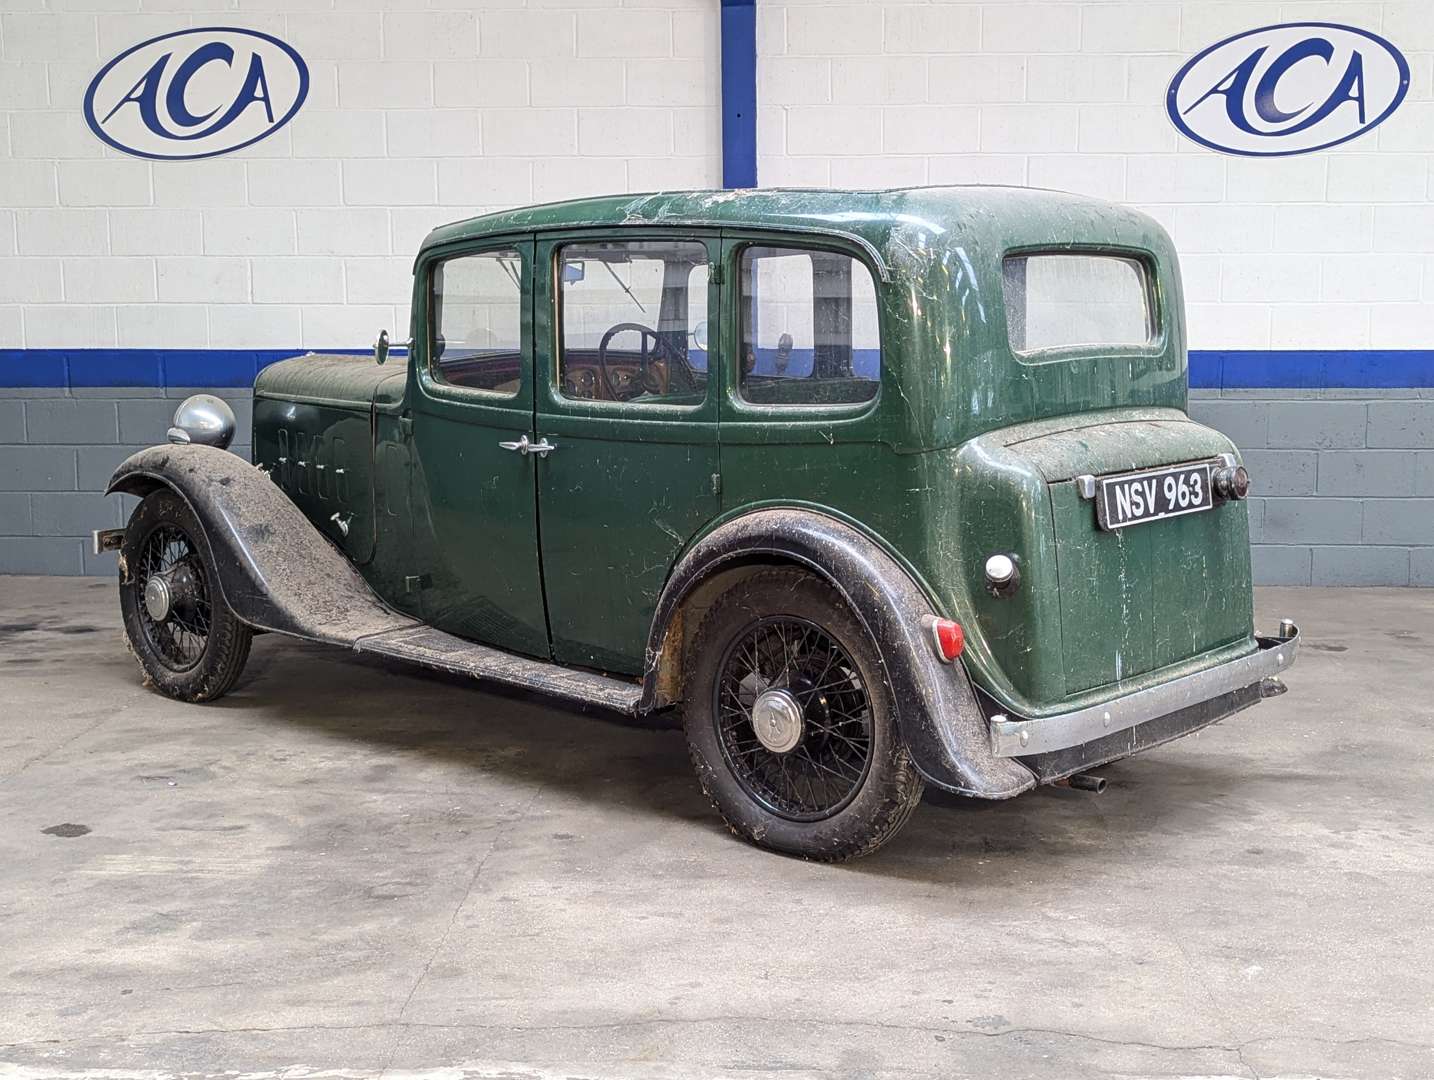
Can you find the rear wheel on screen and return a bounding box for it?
[683,569,924,861]
[118,489,252,702]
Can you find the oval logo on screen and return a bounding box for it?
[84,27,308,161]
[1166,22,1409,156]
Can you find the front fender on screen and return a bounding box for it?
[107,444,412,645]
[642,509,1035,799]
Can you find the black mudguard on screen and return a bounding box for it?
[641,509,1036,799]
[107,444,413,645]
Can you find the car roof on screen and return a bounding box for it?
[418,185,1143,281]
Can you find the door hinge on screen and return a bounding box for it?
[709,261,724,286]
[710,472,721,496]
[399,415,414,437]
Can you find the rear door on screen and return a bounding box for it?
[408,238,549,656]
[713,233,891,523]
[534,231,721,674]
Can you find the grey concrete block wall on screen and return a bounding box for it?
[0,387,252,577]
[1,386,1428,586]
[1189,390,1434,586]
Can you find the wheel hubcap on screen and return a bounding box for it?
[751,688,804,753]
[142,575,172,622]
[133,523,212,672]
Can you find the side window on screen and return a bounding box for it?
[430,249,523,396]
[738,246,880,407]
[557,240,710,406]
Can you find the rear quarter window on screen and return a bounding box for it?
[1003,253,1153,354]
[738,245,880,407]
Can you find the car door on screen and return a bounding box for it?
[408,237,549,657]
[534,231,721,674]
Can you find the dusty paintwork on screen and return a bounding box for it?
[106,444,644,714]
[107,444,412,645]
[254,353,392,408]
[261,186,1247,706]
[112,185,1296,801]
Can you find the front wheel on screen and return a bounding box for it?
[118,489,252,702]
[682,569,925,861]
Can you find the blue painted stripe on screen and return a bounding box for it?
[1189,350,1434,389]
[719,0,757,189]
[2,348,1432,390]
[0,348,399,389]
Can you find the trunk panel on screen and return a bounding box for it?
[963,409,1254,703]
[1051,486,1156,692]
[1005,410,1227,482]
[1051,479,1251,694]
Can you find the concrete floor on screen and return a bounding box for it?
[0,577,1430,1080]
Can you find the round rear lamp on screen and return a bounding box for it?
[983,552,1021,597]
[1214,464,1251,501]
[928,618,964,663]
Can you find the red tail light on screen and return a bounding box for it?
[929,618,964,663]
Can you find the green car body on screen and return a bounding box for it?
[106,185,1299,858]
[255,186,1259,716]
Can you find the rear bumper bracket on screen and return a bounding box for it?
[92,528,124,555]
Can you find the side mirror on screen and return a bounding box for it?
[691,320,709,351]
[373,329,390,366]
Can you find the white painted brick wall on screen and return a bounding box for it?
[2,1,1432,356]
[758,0,1434,353]
[0,0,720,351]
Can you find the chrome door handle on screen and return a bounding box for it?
[498,435,556,458]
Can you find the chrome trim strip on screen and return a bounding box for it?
[989,624,1300,757]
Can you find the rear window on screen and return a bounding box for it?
[1003,253,1153,353]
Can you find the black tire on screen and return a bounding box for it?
[118,489,252,703]
[683,568,924,861]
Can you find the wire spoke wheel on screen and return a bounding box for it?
[685,569,925,860]
[133,523,212,673]
[119,489,252,703]
[714,616,874,822]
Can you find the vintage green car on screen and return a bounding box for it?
[98,187,1298,860]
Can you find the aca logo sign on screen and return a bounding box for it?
[1167,22,1408,156]
[84,27,308,161]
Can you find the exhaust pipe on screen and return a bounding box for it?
[1064,772,1106,793]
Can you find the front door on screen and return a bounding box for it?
[408,238,549,656]
[534,232,721,674]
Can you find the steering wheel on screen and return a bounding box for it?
[596,322,681,402]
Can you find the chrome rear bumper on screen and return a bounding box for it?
[989,622,1299,758]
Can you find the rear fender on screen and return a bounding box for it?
[106,444,412,644]
[642,509,1035,799]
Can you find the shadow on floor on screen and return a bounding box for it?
[190,631,1250,881]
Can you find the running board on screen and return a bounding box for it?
[353,625,643,714]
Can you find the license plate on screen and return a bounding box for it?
[1096,463,1214,531]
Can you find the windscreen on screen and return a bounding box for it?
[1003,253,1153,353]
